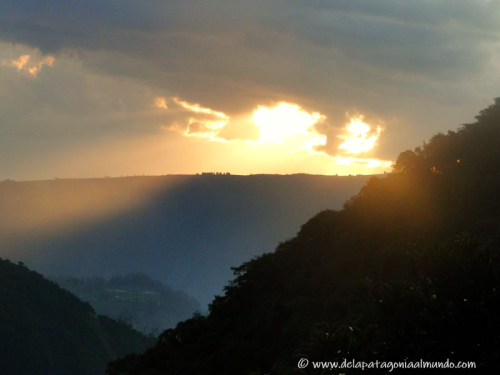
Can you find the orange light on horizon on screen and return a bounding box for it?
[334,156,392,168]
[153,97,392,173]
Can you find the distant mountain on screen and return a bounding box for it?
[0,173,378,305]
[53,273,201,334]
[0,258,154,375]
[107,99,500,374]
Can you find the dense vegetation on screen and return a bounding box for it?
[0,259,154,375]
[53,273,201,334]
[108,99,500,374]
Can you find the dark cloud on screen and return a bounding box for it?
[1,1,499,178]
[3,1,498,98]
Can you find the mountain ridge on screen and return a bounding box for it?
[107,98,500,374]
[1,173,380,305]
[0,258,155,375]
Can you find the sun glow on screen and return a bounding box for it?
[252,102,323,143]
[172,98,227,119]
[154,96,229,141]
[339,116,382,154]
[154,97,168,109]
[334,157,392,168]
[152,96,392,173]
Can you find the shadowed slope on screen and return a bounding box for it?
[107,99,500,374]
[1,174,376,305]
[0,258,154,375]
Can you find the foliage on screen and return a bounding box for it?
[0,259,155,375]
[52,273,201,334]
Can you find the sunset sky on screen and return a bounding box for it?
[1,1,500,180]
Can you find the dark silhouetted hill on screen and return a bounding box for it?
[107,99,500,374]
[0,173,377,305]
[53,273,201,334]
[0,258,154,375]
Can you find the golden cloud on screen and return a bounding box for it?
[3,54,55,76]
[155,96,229,141]
[338,115,383,155]
[153,97,393,171]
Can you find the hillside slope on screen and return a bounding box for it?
[1,173,376,305]
[107,99,500,374]
[53,273,201,334]
[0,258,154,375]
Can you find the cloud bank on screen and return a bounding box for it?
[1,1,500,178]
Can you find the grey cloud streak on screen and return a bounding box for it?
[1,0,500,171]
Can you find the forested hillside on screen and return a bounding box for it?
[0,259,154,375]
[53,273,201,334]
[108,99,500,374]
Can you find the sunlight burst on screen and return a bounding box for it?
[338,116,382,154]
[252,102,323,143]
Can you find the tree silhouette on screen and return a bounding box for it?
[108,98,500,374]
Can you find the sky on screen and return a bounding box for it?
[1,0,500,180]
